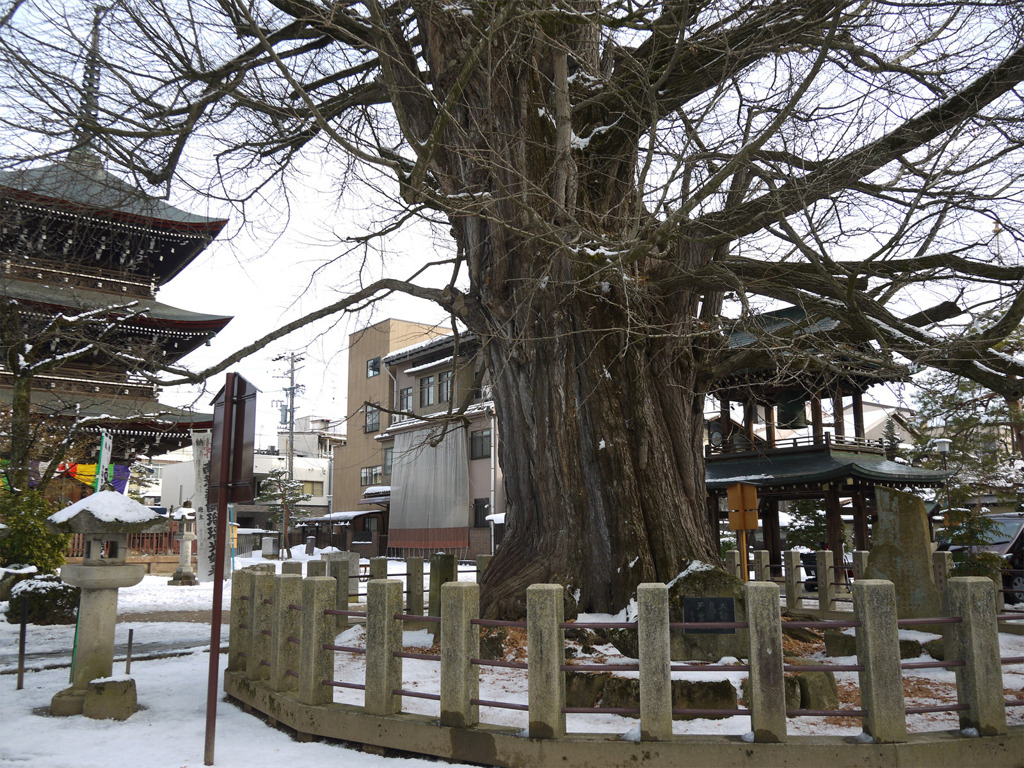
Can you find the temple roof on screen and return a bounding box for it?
[6,277,230,328]
[0,154,227,285]
[0,154,224,228]
[706,449,948,491]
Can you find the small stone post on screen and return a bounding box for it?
[816,550,836,611]
[406,557,425,617]
[752,550,770,582]
[364,579,404,716]
[852,550,870,581]
[637,583,672,741]
[270,573,303,692]
[370,556,388,581]
[306,560,327,577]
[784,550,803,611]
[228,568,253,673]
[428,552,458,638]
[475,554,493,579]
[440,582,480,727]
[248,571,275,681]
[299,576,336,706]
[746,581,787,742]
[725,550,743,580]
[852,580,907,743]
[947,577,1007,736]
[932,550,952,615]
[281,560,302,575]
[527,584,565,739]
[324,556,350,631]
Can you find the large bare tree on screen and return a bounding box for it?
[1,1,1022,615]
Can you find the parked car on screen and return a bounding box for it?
[938,513,1024,604]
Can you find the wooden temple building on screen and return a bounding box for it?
[0,8,229,491]
[0,149,230,476]
[706,307,948,569]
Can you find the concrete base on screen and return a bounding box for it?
[83,678,137,721]
[49,687,85,717]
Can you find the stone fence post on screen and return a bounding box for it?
[248,571,275,681]
[752,550,770,582]
[365,579,404,716]
[270,573,302,692]
[476,554,493,579]
[299,576,336,706]
[947,577,1007,736]
[306,560,327,577]
[784,550,803,611]
[746,581,786,742]
[637,583,671,741]
[228,568,253,673]
[852,551,869,581]
[725,550,743,580]
[281,560,302,575]
[852,580,906,743]
[527,584,565,739]
[932,551,952,614]
[406,556,424,614]
[429,553,457,618]
[370,556,388,581]
[440,582,479,728]
[816,550,836,611]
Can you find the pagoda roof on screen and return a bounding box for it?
[0,154,227,285]
[0,154,224,229]
[5,278,231,329]
[706,449,948,491]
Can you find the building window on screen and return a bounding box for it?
[471,428,492,460]
[364,404,380,433]
[420,375,435,407]
[367,357,381,377]
[438,370,452,403]
[301,480,324,496]
[397,386,413,418]
[383,447,393,476]
[473,498,490,528]
[360,466,383,486]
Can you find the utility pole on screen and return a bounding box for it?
[273,352,304,557]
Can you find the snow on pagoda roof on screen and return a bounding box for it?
[48,490,168,534]
[0,155,225,229]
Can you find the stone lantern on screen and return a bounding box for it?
[168,509,198,586]
[46,491,167,719]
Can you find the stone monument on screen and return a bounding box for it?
[863,487,942,622]
[46,491,168,718]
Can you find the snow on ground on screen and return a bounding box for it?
[1,545,1022,767]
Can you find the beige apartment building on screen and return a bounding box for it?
[332,318,447,513]
[332,320,505,559]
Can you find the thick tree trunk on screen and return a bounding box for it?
[7,373,32,493]
[473,284,720,618]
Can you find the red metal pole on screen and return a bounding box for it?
[204,372,235,765]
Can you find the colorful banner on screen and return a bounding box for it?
[56,462,130,494]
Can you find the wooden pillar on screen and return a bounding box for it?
[744,400,756,446]
[852,388,865,439]
[811,393,824,442]
[761,498,783,572]
[825,484,844,557]
[720,397,731,443]
[832,387,845,438]
[852,486,870,551]
[764,402,776,448]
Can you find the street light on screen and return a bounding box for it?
[935,437,953,514]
